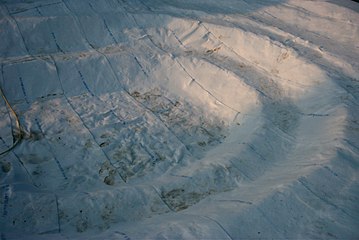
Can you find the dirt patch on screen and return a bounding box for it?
[161,188,213,211]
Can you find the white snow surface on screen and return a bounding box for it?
[1,0,359,239]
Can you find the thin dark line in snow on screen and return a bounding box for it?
[34,118,68,180]
[61,0,96,50]
[1,184,10,217]
[78,70,95,97]
[88,2,118,45]
[201,216,233,240]
[298,177,353,219]
[229,159,254,181]
[3,4,30,55]
[8,2,62,15]
[49,55,127,183]
[0,136,37,186]
[34,5,65,54]
[128,11,241,115]
[55,194,61,233]
[95,48,194,157]
[216,199,253,205]
[18,76,29,104]
[247,143,267,161]
[133,56,149,77]
[150,185,176,212]
[50,32,65,54]
[59,1,193,165]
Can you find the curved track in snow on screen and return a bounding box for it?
[1,0,358,239]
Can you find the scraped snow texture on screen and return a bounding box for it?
[1,0,359,239]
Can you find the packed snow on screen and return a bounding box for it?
[1,0,359,239]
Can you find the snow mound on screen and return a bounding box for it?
[1,0,358,239]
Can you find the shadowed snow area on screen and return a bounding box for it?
[1,0,359,239]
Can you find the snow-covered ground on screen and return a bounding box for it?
[1,0,359,239]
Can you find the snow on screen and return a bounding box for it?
[1,0,358,239]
